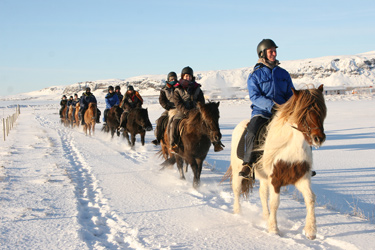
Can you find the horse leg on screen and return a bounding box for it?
[295,178,316,240]
[123,131,131,145]
[140,131,145,146]
[268,181,280,235]
[231,166,242,214]
[176,156,185,180]
[259,178,270,220]
[190,159,201,188]
[131,133,136,146]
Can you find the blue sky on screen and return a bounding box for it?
[1,0,374,96]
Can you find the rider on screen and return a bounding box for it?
[71,93,80,124]
[66,96,74,119]
[152,71,178,145]
[103,86,120,125]
[119,85,143,129]
[239,39,295,178]
[115,85,123,102]
[59,95,67,118]
[80,87,100,125]
[169,66,224,153]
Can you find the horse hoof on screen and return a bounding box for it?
[146,126,152,131]
[303,229,316,240]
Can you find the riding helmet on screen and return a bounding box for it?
[181,66,194,78]
[115,85,121,91]
[257,39,278,58]
[86,87,91,91]
[127,85,134,91]
[108,86,114,91]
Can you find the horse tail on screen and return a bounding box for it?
[160,156,176,170]
[221,165,232,183]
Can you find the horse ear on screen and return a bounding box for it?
[318,84,324,92]
[217,101,220,107]
[291,87,299,97]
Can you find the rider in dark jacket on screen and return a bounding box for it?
[59,95,67,118]
[80,87,100,125]
[119,85,143,129]
[66,96,74,119]
[103,86,120,124]
[115,86,123,102]
[152,71,178,145]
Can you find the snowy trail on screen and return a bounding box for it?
[1,100,375,249]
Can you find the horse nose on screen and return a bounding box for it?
[313,133,325,145]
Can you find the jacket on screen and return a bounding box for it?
[247,63,294,118]
[159,84,176,111]
[80,92,97,109]
[173,80,205,115]
[121,91,143,111]
[105,92,120,109]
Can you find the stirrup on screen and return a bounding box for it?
[239,163,254,180]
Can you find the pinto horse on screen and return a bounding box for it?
[160,101,222,188]
[83,102,97,136]
[122,107,153,146]
[102,105,123,138]
[225,85,326,240]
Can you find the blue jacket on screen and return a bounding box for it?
[247,64,294,118]
[105,92,119,109]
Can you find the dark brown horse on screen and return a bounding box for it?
[102,105,123,138]
[160,101,222,188]
[122,107,153,146]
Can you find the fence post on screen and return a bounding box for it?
[2,118,5,141]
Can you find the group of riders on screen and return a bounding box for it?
[60,38,314,178]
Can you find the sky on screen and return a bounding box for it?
[1,0,375,97]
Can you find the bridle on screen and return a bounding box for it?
[291,109,323,136]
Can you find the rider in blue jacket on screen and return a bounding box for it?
[80,87,100,125]
[240,39,294,178]
[103,86,120,124]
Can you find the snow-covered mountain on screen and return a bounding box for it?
[2,51,375,101]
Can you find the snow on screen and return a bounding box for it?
[1,90,375,249]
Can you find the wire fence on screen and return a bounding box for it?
[2,105,21,141]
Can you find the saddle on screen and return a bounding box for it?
[237,121,269,160]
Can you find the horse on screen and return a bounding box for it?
[67,105,75,127]
[60,106,67,125]
[160,101,222,188]
[122,107,153,146]
[74,102,80,128]
[224,85,326,240]
[102,105,123,138]
[83,102,97,136]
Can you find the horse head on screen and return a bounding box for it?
[135,108,153,131]
[197,101,222,144]
[289,85,327,148]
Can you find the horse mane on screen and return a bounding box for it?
[276,87,327,125]
[184,102,219,132]
[255,86,326,173]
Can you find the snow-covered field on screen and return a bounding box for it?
[0,93,374,249]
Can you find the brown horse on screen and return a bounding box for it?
[160,101,222,188]
[84,102,97,136]
[122,107,153,146]
[102,105,123,138]
[225,85,326,240]
[67,105,74,127]
[60,106,67,125]
[74,102,80,128]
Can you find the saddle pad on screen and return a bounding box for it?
[236,121,268,160]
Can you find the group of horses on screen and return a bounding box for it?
[60,102,97,136]
[60,86,327,240]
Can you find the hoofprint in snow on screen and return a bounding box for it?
[0,94,374,249]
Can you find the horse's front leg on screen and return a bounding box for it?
[123,131,131,145]
[259,178,270,220]
[140,131,145,146]
[131,133,136,146]
[176,156,185,180]
[268,179,280,235]
[191,159,202,189]
[295,177,316,240]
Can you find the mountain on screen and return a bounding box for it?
[3,51,375,101]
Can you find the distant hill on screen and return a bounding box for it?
[3,51,374,101]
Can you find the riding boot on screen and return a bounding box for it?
[239,162,253,179]
[169,118,180,153]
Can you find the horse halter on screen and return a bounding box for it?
[290,108,324,142]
